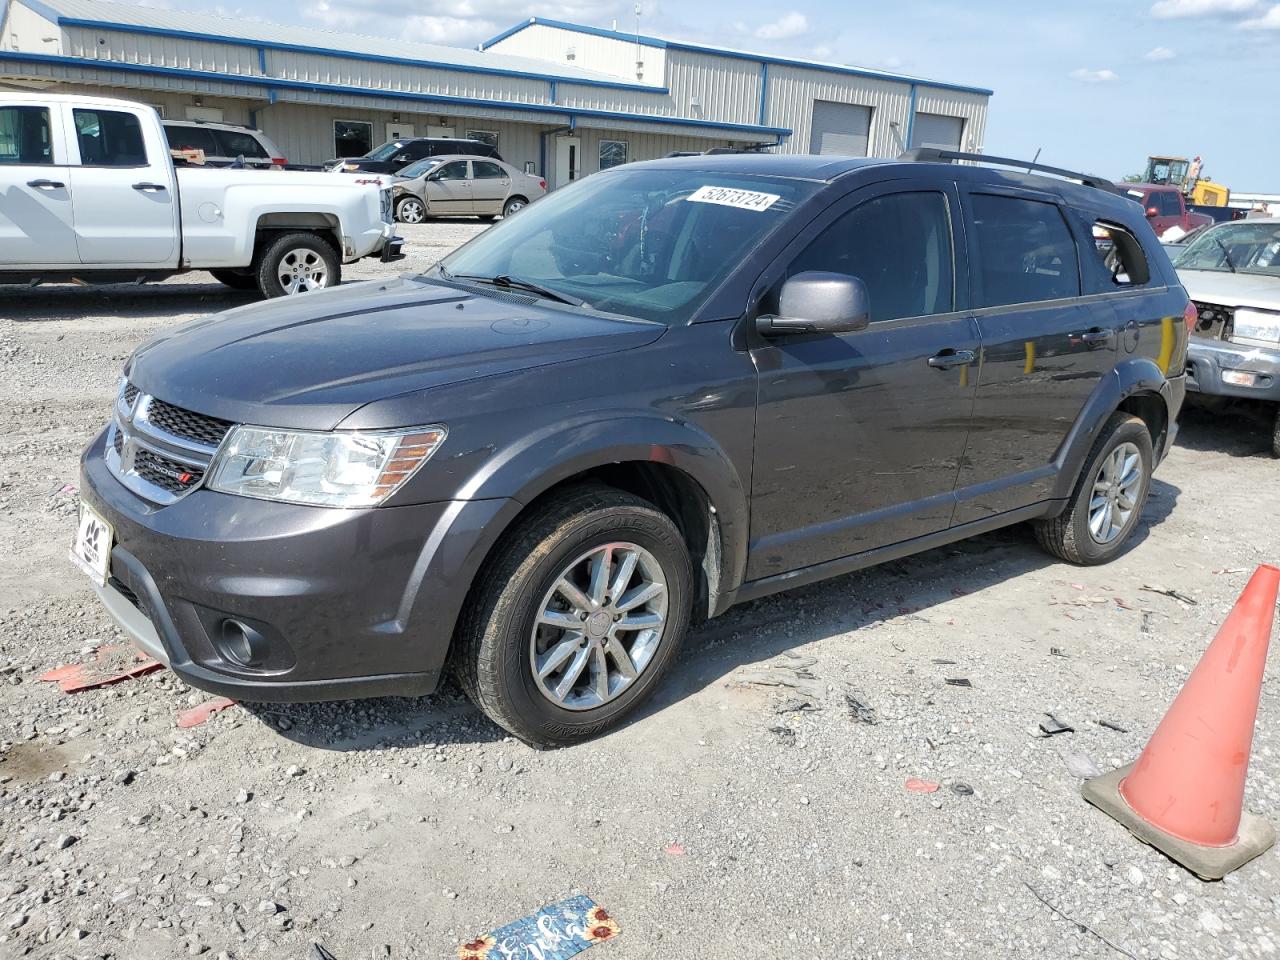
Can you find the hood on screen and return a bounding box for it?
[127,276,665,431]
[1177,269,1280,312]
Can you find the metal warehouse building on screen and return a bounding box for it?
[1,0,991,188]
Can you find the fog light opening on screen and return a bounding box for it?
[218,619,267,667]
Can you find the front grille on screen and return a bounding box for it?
[133,448,204,495]
[111,426,124,456]
[145,399,233,448]
[122,382,140,407]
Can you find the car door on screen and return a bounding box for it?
[470,159,510,214]
[423,160,472,214]
[0,101,78,265]
[66,104,178,265]
[951,185,1120,523]
[747,180,979,580]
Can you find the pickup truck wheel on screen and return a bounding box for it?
[1033,413,1153,565]
[395,196,426,224]
[256,233,340,298]
[455,484,693,747]
[209,269,258,291]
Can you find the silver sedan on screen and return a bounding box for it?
[392,155,547,223]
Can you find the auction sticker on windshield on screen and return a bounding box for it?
[687,185,780,212]
[70,503,114,586]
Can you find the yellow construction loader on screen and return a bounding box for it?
[1143,155,1230,207]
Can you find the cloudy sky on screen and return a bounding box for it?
[133,0,1278,186]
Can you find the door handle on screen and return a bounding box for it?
[27,179,65,189]
[1074,328,1114,346]
[927,349,976,370]
[132,182,167,192]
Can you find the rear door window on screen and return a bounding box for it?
[214,129,268,159]
[73,109,147,167]
[0,105,54,165]
[472,161,504,179]
[967,194,1081,307]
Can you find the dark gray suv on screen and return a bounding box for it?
[75,151,1191,745]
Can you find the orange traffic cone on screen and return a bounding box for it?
[1082,564,1279,880]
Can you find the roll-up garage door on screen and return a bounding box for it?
[808,101,871,156]
[910,113,965,151]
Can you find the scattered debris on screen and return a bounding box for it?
[38,644,163,693]
[664,843,685,856]
[944,678,972,688]
[735,659,824,700]
[1049,647,1069,658]
[1023,882,1138,958]
[774,697,820,714]
[1096,719,1129,734]
[931,658,957,665]
[1141,584,1197,605]
[1213,568,1247,575]
[768,725,796,743]
[176,696,237,728]
[905,778,940,793]
[950,781,974,797]
[458,895,619,959]
[1057,746,1102,779]
[1038,713,1075,736]
[844,691,878,725]
[311,945,338,960]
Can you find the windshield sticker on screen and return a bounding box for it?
[686,185,781,212]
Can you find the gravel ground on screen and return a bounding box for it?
[1,220,1279,960]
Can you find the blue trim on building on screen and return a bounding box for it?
[757,62,768,126]
[482,17,994,97]
[905,84,918,149]
[54,16,671,94]
[549,79,557,103]
[0,51,792,137]
[257,46,266,74]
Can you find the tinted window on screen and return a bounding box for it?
[473,161,504,179]
[214,129,268,159]
[968,194,1080,307]
[164,125,218,155]
[0,106,53,165]
[434,161,469,180]
[1085,222,1152,291]
[73,109,147,166]
[1157,191,1181,216]
[428,142,464,157]
[787,192,955,322]
[335,122,373,159]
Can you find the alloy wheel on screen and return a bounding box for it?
[398,199,425,224]
[1088,441,1143,544]
[277,248,329,295]
[529,542,668,711]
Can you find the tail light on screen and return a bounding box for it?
[1183,301,1197,333]
[271,157,288,167]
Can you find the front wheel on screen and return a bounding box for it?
[454,484,693,747]
[395,195,426,224]
[1033,412,1154,565]
[254,233,340,298]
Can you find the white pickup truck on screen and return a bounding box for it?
[1,92,403,298]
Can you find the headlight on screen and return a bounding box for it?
[1232,308,1280,344]
[207,425,445,507]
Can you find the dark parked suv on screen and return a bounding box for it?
[335,137,503,174]
[74,150,1191,745]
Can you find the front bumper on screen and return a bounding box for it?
[1186,337,1280,402]
[78,428,512,702]
[378,235,406,263]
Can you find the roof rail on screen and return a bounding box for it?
[899,147,1115,190]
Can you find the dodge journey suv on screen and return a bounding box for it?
[74,150,1190,746]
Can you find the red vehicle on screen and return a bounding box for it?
[1117,184,1214,238]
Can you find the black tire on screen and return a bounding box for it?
[209,269,257,290]
[477,214,497,222]
[454,484,693,747]
[254,232,341,299]
[1033,412,1154,565]
[502,196,528,218]
[395,195,427,224]
[1271,406,1280,459]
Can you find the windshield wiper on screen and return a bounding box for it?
[443,270,585,307]
[1213,236,1239,273]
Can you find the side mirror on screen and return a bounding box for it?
[757,272,871,336]
[1146,206,1159,218]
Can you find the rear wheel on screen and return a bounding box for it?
[395,195,426,224]
[1271,405,1280,458]
[209,269,257,290]
[254,233,340,299]
[502,196,528,218]
[1033,413,1154,565]
[454,484,693,747]
[477,214,497,222]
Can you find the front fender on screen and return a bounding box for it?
[1048,356,1173,503]
[458,411,752,606]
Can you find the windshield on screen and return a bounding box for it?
[365,140,405,161]
[399,157,442,178]
[1174,221,1280,277]
[436,167,818,323]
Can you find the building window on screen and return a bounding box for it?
[599,139,627,170]
[466,129,499,148]
[333,120,372,159]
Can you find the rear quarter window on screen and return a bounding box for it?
[1084,221,1153,291]
[213,129,268,159]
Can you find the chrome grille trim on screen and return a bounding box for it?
[105,390,236,506]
